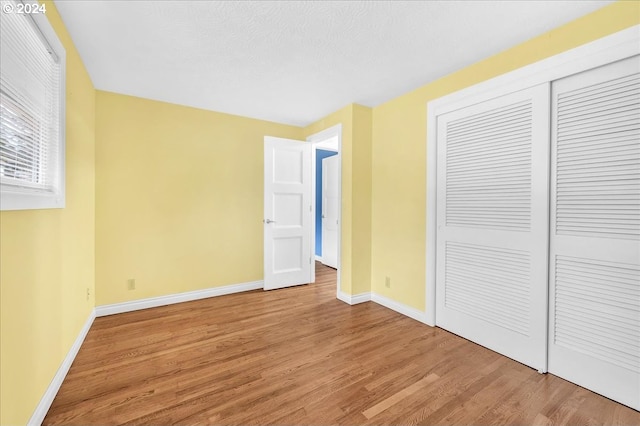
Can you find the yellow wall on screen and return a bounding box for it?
[303,104,372,296]
[0,1,96,424]
[350,105,373,296]
[95,92,302,305]
[370,1,640,310]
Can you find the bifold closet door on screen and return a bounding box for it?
[549,55,640,410]
[436,84,550,371]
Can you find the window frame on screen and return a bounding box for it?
[1,0,66,211]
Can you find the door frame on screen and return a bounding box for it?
[308,124,342,295]
[425,25,640,326]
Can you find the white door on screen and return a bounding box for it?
[264,136,313,290]
[548,56,640,410]
[436,84,551,371]
[321,155,339,268]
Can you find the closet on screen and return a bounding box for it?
[434,55,639,410]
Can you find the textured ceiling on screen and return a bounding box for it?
[53,0,613,126]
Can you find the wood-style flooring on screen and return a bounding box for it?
[44,262,639,425]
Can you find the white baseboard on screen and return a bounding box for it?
[337,291,371,305]
[336,289,431,325]
[371,293,432,325]
[336,291,432,325]
[315,255,323,262]
[95,280,264,317]
[352,292,372,304]
[28,309,96,426]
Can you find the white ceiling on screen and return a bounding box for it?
[53,0,613,127]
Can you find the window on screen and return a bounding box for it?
[0,0,65,211]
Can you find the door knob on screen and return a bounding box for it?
[264,219,276,224]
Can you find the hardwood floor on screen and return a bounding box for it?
[45,262,639,425]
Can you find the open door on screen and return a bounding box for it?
[264,136,313,290]
[321,155,339,268]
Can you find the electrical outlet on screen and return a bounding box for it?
[385,276,391,288]
[127,278,136,290]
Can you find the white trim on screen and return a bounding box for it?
[426,24,640,329]
[337,291,371,305]
[315,138,339,152]
[307,124,343,145]
[315,255,323,262]
[429,26,640,116]
[28,309,95,426]
[335,290,432,326]
[372,293,431,325]
[95,280,264,317]
[307,124,342,297]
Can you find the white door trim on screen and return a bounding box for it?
[308,124,342,298]
[425,25,640,327]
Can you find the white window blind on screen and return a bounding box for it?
[0,0,65,210]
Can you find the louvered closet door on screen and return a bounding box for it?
[436,84,550,371]
[548,55,640,410]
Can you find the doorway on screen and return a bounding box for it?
[309,125,342,296]
[315,147,338,267]
[263,124,342,296]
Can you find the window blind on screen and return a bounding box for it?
[0,3,61,193]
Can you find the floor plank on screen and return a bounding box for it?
[44,262,639,425]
